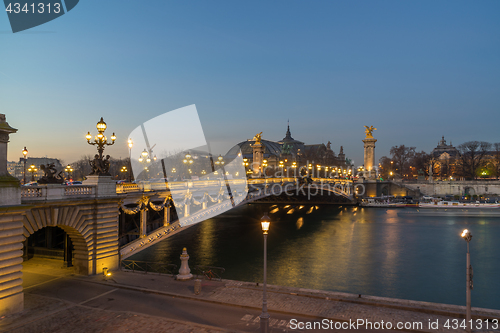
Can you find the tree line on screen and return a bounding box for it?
[379,141,500,180]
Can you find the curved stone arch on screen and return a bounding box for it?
[22,205,93,274]
[464,187,476,196]
[380,185,389,196]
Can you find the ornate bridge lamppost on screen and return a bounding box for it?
[138,149,156,179]
[259,213,271,333]
[120,166,128,180]
[85,117,116,175]
[128,138,133,182]
[27,164,37,182]
[64,164,73,181]
[22,146,28,184]
[183,152,194,177]
[461,229,473,333]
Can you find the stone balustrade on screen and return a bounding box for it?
[21,185,96,201]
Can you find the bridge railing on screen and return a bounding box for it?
[120,260,178,276]
[21,184,96,201]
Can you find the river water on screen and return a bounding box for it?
[130,204,500,310]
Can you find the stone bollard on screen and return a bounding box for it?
[194,279,201,295]
[176,247,193,280]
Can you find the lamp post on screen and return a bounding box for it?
[461,229,473,333]
[64,164,73,181]
[138,148,157,180]
[120,166,128,180]
[260,213,271,333]
[27,164,37,182]
[86,117,116,160]
[183,152,194,178]
[22,147,28,184]
[128,138,133,182]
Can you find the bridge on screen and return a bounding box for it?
[0,175,355,314]
[116,177,355,259]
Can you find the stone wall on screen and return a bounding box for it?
[395,181,500,197]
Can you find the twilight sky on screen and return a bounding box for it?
[1,1,500,167]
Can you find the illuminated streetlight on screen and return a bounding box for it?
[120,166,128,180]
[259,212,271,333]
[86,117,116,160]
[27,164,37,182]
[461,229,473,333]
[22,147,28,184]
[64,164,73,181]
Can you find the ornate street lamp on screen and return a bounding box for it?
[138,148,156,179]
[260,212,271,333]
[214,154,224,166]
[22,147,28,184]
[27,164,37,182]
[128,138,133,182]
[64,164,73,181]
[461,229,473,333]
[120,166,128,179]
[86,117,116,176]
[86,117,116,160]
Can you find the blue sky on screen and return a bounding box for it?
[1,1,500,166]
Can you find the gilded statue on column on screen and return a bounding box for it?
[253,132,263,144]
[364,125,377,138]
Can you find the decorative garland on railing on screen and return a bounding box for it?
[120,186,246,216]
[121,203,143,215]
[149,196,171,211]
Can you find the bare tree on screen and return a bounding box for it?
[390,145,416,179]
[456,141,492,180]
[493,143,500,180]
[409,151,431,178]
[378,156,392,180]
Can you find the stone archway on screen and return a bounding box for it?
[22,206,91,275]
[464,187,475,196]
[21,200,120,276]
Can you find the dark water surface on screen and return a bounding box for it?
[130,204,500,310]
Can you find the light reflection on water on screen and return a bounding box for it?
[130,204,500,310]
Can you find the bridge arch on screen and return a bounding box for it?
[21,200,120,275]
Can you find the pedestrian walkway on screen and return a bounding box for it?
[80,269,500,333]
[3,260,500,333]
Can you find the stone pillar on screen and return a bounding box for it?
[140,205,147,238]
[0,208,25,316]
[362,138,377,179]
[251,142,264,176]
[0,115,24,316]
[176,247,193,280]
[83,175,116,197]
[163,202,170,227]
[0,114,20,206]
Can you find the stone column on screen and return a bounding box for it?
[251,142,264,176]
[0,114,24,316]
[362,138,377,179]
[140,204,147,238]
[176,247,193,280]
[0,114,20,206]
[163,202,170,227]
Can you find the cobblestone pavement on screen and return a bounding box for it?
[79,271,500,333]
[4,265,500,333]
[1,293,228,333]
[209,284,499,333]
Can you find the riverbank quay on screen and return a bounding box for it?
[3,261,500,333]
[84,271,500,332]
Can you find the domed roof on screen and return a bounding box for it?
[226,139,283,158]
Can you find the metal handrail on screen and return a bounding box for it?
[192,265,225,281]
[120,260,178,276]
